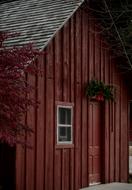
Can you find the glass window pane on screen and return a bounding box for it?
[67,127,71,141]
[60,126,66,137]
[59,107,71,124]
[58,126,71,142]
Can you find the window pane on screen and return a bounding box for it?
[59,107,71,124]
[58,126,71,142]
[60,126,66,137]
[67,127,71,141]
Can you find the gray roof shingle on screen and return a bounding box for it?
[0,0,84,49]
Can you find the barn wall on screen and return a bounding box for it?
[16,7,129,190]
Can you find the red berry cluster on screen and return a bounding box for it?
[96,91,104,101]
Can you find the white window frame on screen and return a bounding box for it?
[57,105,73,145]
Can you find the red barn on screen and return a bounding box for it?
[0,0,131,190]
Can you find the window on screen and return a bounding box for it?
[57,105,73,144]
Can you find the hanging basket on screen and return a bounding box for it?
[85,79,115,102]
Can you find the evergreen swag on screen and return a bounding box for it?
[85,79,115,101]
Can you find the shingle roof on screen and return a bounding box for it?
[0,0,84,49]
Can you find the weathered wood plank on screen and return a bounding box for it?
[70,15,75,103]
[74,9,82,190]
[63,22,70,102]
[89,14,94,80]
[36,55,45,190]
[26,74,36,190]
[70,16,75,190]
[104,48,110,183]
[54,150,62,190]
[45,42,54,190]
[114,67,120,181]
[120,81,128,182]
[54,30,63,101]
[81,9,88,188]
[109,58,115,182]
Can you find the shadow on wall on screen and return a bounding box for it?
[0,143,16,190]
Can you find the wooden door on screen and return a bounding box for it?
[89,102,102,185]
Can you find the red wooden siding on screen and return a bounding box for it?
[81,10,88,187]
[16,6,129,190]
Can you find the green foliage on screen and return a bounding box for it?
[86,79,115,101]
